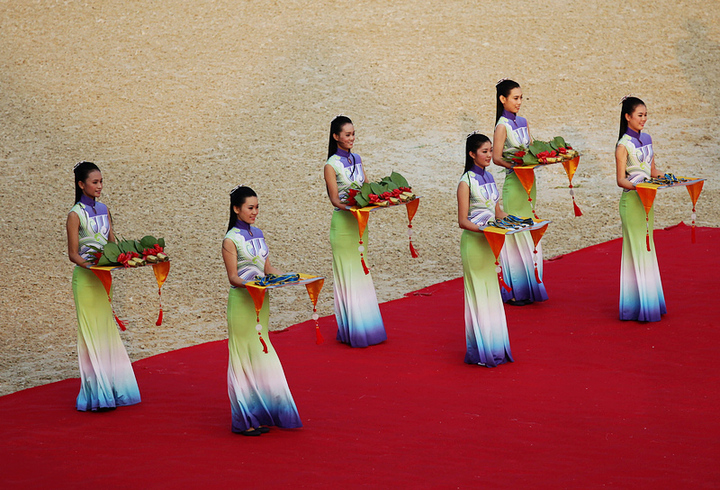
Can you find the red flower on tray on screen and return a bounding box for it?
[118,251,140,267]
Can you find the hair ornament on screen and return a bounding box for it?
[466,131,480,139]
[73,161,87,171]
[230,184,245,195]
[620,94,632,105]
[496,78,508,86]
[331,113,346,121]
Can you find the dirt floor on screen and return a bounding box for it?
[1,0,718,396]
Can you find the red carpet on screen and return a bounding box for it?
[2,223,719,488]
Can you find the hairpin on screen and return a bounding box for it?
[230,184,244,195]
[73,161,86,170]
[620,94,632,105]
[496,78,508,86]
[466,131,480,139]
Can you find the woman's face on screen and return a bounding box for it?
[78,170,103,199]
[500,87,523,114]
[470,141,493,168]
[234,196,259,225]
[625,104,647,132]
[333,123,355,152]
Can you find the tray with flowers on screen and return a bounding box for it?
[344,171,417,210]
[503,136,579,166]
[86,235,170,329]
[89,235,169,269]
[341,171,421,267]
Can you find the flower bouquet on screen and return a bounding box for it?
[344,171,416,208]
[90,235,169,268]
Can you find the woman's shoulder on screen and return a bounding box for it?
[325,154,343,167]
[617,133,632,147]
[495,117,510,128]
[225,226,264,240]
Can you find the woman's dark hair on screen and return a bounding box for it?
[464,133,492,173]
[228,185,258,232]
[495,79,521,124]
[73,161,101,204]
[619,96,646,140]
[328,115,353,159]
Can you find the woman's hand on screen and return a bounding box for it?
[324,164,352,210]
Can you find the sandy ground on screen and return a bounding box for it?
[0,0,718,396]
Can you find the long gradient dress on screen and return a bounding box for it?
[496,109,548,303]
[71,195,141,411]
[460,167,513,367]
[225,221,302,432]
[618,129,666,321]
[326,148,387,347]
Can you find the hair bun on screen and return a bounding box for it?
[230,184,245,195]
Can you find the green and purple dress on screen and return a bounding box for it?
[225,220,302,433]
[496,110,548,303]
[459,167,513,367]
[70,194,140,411]
[617,129,666,321]
[326,149,387,347]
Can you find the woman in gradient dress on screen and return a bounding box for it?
[66,161,141,411]
[458,133,513,367]
[222,185,302,435]
[323,115,387,347]
[615,97,666,322]
[492,79,548,305]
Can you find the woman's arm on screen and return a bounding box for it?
[527,121,534,145]
[264,258,282,276]
[494,201,508,220]
[324,164,352,210]
[222,238,247,288]
[650,155,662,178]
[457,182,481,232]
[492,125,513,170]
[107,210,116,243]
[66,212,91,268]
[615,145,636,190]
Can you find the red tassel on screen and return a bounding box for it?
[361,255,370,275]
[155,308,163,326]
[534,265,542,284]
[500,278,512,293]
[409,240,419,258]
[646,233,651,252]
[258,334,268,353]
[315,326,324,345]
[114,313,126,331]
[573,199,583,217]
